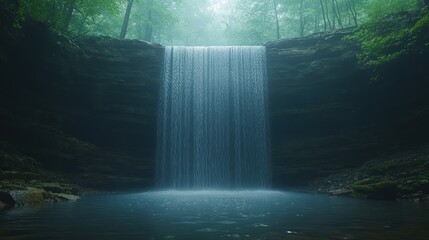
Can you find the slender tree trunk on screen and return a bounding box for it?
[77,15,88,35]
[349,0,358,26]
[144,0,154,42]
[299,0,305,37]
[332,0,343,28]
[320,0,327,31]
[273,0,281,40]
[314,14,320,32]
[136,20,144,39]
[168,0,174,44]
[346,0,358,26]
[330,0,336,29]
[62,0,77,32]
[324,0,332,30]
[331,0,343,28]
[345,0,351,25]
[49,0,57,25]
[120,0,134,39]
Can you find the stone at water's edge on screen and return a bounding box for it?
[9,187,80,206]
[310,145,429,200]
[0,192,15,211]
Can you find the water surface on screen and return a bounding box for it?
[1,191,429,240]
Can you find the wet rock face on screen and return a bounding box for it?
[36,37,163,155]
[265,29,429,186]
[0,29,163,189]
[265,29,373,186]
[1,24,428,191]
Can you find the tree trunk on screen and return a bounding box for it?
[314,14,320,32]
[168,0,174,44]
[62,0,77,32]
[273,0,281,40]
[77,15,88,35]
[350,0,358,26]
[347,0,358,26]
[320,0,327,31]
[324,0,332,30]
[331,0,343,28]
[49,0,57,26]
[120,0,134,39]
[299,0,305,37]
[144,0,154,42]
[136,20,144,39]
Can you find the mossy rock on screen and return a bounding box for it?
[10,187,46,205]
[353,178,377,185]
[352,180,398,200]
[398,184,417,194]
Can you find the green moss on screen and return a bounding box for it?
[399,185,416,194]
[352,180,398,199]
[353,178,377,185]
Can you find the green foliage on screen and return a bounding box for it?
[225,0,277,45]
[18,0,122,34]
[345,0,428,66]
[12,0,429,46]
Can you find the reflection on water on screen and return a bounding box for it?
[1,191,429,240]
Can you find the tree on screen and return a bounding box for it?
[18,0,121,34]
[141,0,155,41]
[299,0,305,37]
[16,0,423,45]
[346,0,425,66]
[62,0,77,32]
[346,0,358,26]
[273,0,281,39]
[320,0,328,31]
[120,0,134,39]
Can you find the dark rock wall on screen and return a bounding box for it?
[0,24,163,189]
[265,29,429,187]
[1,24,428,189]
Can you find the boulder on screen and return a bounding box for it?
[10,187,45,205]
[0,191,15,211]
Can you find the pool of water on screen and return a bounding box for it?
[1,191,429,240]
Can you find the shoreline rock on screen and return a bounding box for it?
[309,145,429,201]
[0,191,15,211]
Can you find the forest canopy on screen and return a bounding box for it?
[14,0,428,45]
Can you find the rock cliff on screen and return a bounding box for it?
[1,22,162,190]
[1,23,429,195]
[265,28,429,188]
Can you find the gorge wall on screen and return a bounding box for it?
[1,23,429,189]
[266,29,429,186]
[1,22,163,189]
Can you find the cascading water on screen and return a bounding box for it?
[156,46,270,189]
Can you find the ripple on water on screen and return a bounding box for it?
[217,221,236,225]
[196,228,218,233]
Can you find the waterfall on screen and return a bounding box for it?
[156,46,270,189]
